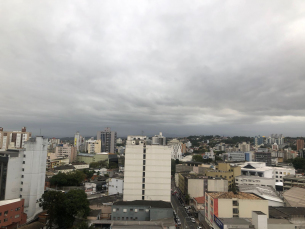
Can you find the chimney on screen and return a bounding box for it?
[22,127,26,132]
[0,127,3,131]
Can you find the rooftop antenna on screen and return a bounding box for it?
[141,130,144,136]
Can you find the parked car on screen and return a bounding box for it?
[191,217,196,223]
[197,227,202,229]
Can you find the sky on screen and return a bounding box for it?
[1,0,305,138]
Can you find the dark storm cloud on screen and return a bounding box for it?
[1,0,305,137]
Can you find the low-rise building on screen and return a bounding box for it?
[283,175,305,190]
[205,192,269,227]
[111,200,173,221]
[108,178,124,195]
[222,152,245,161]
[0,199,27,227]
[283,187,305,207]
[53,164,75,174]
[72,162,90,170]
[178,173,228,198]
[238,185,284,207]
[235,175,275,188]
[255,151,272,166]
[272,167,295,184]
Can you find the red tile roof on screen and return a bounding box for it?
[194,196,205,204]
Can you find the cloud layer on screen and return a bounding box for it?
[1,0,305,137]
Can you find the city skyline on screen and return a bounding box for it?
[1,1,305,137]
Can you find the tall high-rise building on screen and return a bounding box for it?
[296,139,304,151]
[0,136,48,221]
[123,135,171,202]
[0,127,31,150]
[97,127,117,153]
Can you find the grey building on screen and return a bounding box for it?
[97,127,117,153]
[255,152,271,166]
[111,200,173,221]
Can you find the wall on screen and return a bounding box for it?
[22,137,48,221]
[5,153,23,200]
[111,205,150,221]
[150,208,173,220]
[108,178,124,195]
[208,179,228,192]
[0,199,27,227]
[218,199,233,218]
[188,179,204,198]
[239,199,269,218]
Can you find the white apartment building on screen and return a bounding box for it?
[0,127,31,150]
[238,162,295,185]
[223,152,245,161]
[123,135,171,202]
[54,143,77,162]
[235,175,275,188]
[0,136,48,221]
[170,142,183,160]
[238,142,250,152]
[273,167,295,183]
[108,178,124,195]
[86,138,101,154]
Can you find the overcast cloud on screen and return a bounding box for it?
[1,0,305,137]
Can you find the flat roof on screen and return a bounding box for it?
[0,198,22,206]
[207,192,263,200]
[113,200,172,208]
[219,218,251,225]
[236,175,274,180]
[268,218,292,224]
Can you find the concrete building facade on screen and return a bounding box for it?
[109,178,124,195]
[0,127,31,150]
[0,137,48,221]
[205,192,269,228]
[123,136,171,202]
[235,175,275,188]
[97,127,117,154]
[0,198,27,227]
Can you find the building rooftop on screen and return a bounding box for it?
[88,209,101,217]
[268,218,293,224]
[113,200,172,209]
[283,187,305,207]
[194,196,205,204]
[54,164,75,170]
[238,185,282,202]
[0,198,22,206]
[269,206,305,218]
[207,192,263,200]
[219,218,252,225]
[236,175,274,180]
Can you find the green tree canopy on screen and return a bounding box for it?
[50,170,86,186]
[292,157,305,170]
[39,190,90,229]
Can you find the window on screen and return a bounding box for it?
[20,188,22,191]
[143,154,146,159]
[130,217,133,220]
[142,178,145,183]
[113,209,116,212]
[280,172,282,174]
[21,175,24,178]
[143,172,145,177]
[23,161,25,164]
[113,217,116,220]
[122,217,124,220]
[20,195,22,198]
[233,208,239,214]
[117,217,120,220]
[126,217,129,220]
[142,184,145,189]
[123,209,127,213]
[276,172,278,174]
[276,180,278,182]
[142,190,145,195]
[143,166,145,171]
[135,217,138,220]
[4,211,8,216]
[15,207,20,211]
[276,176,278,178]
[15,214,20,218]
[143,160,146,165]
[130,209,133,212]
[139,209,144,212]
[142,196,144,200]
[233,201,238,206]
[22,168,24,171]
[4,218,8,222]
[0,212,2,216]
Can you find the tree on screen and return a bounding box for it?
[73,221,95,229]
[50,170,86,187]
[83,169,95,180]
[292,157,305,170]
[39,190,90,229]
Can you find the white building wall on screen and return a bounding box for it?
[123,137,171,202]
[188,179,204,198]
[108,178,124,195]
[22,137,48,221]
[5,152,23,200]
[273,167,295,183]
[235,176,275,188]
[208,179,228,192]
